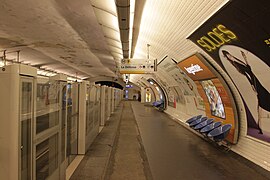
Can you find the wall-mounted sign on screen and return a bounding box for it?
[125,84,133,88]
[184,64,203,75]
[178,54,216,81]
[120,59,157,74]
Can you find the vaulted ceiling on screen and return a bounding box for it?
[130,0,228,83]
[0,0,228,81]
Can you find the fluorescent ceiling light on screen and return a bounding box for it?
[67,77,82,82]
[37,69,57,77]
[129,0,136,50]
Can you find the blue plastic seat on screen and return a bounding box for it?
[189,116,207,127]
[194,118,214,130]
[152,101,162,107]
[200,121,222,134]
[186,115,202,124]
[207,124,232,141]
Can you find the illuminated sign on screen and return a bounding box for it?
[125,84,133,88]
[119,59,157,74]
[184,64,203,75]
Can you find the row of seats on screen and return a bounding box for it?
[186,115,232,142]
[152,101,165,111]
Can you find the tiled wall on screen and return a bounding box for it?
[163,49,270,171]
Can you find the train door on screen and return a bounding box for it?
[0,64,37,180]
[66,83,79,165]
[111,88,115,113]
[105,87,109,120]
[34,78,60,180]
[85,84,92,140]
[60,81,67,179]
[85,85,100,149]
[20,77,34,180]
[93,86,100,131]
[100,85,106,126]
[96,86,101,131]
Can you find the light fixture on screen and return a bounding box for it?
[37,69,57,77]
[67,77,82,82]
[129,0,136,51]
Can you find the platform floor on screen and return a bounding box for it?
[71,101,270,180]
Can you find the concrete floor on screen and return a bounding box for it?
[105,102,152,180]
[70,104,123,180]
[71,101,270,180]
[131,101,270,180]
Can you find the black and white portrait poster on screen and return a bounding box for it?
[188,0,270,143]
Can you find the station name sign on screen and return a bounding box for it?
[119,59,157,74]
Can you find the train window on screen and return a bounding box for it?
[36,82,60,134]
[67,83,79,165]
[36,134,58,180]
[36,111,60,134]
[20,80,33,180]
[86,87,94,135]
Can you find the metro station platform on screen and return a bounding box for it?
[71,101,270,180]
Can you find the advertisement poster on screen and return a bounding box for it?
[200,80,225,119]
[159,57,200,97]
[173,86,186,105]
[178,54,237,143]
[168,87,176,108]
[152,73,169,90]
[188,0,270,142]
[167,86,186,108]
